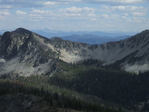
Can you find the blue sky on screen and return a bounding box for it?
[0,0,149,32]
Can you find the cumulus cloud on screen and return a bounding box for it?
[0,0,149,31]
[0,0,82,9]
[0,5,12,9]
[31,9,53,14]
[101,5,148,18]
[16,10,27,15]
[114,6,146,11]
[58,6,96,20]
[39,1,61,7]
[0,0,147,10]
[60,6,95,13]
[26,6,96,23]
[100,14,109,18]
[133,12,146,16]
[0,11,10,15]
[84,0,146,5]
[103,5,146,12]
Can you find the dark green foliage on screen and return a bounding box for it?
[49,61,149,111]
[78,59,103,67]
[1,59,149,111]
[0,79,121,112]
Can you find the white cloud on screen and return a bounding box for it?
[0,0,148,10]
[101,5,148,18]
[23,6,97,27]
[0,11,10,15]
[31,10,45,14]
[16,10,27,15]
[132,17,146,23]
[0,0,83,9]
[31,9,53,14]
[41,1,60,6]
[133,12,146,16]
[64,6,82,13]
[84,0,145,5]
[0,0,149,32]
[88,13,96,17]
[118,0,143,4]
[100,14,109,18]
[60,6,95,13]
[124,13,129,16]
[103,5,146,12]
[0,5,12,9]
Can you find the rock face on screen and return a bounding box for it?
[0,28,57,76]
[0,28,149,75]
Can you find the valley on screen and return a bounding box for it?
[0,28,149,111]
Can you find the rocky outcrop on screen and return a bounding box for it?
[0,28,57,76]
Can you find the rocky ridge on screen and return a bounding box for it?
[49,30,149,73]
[0,28,57,76]
[0,28,149,76]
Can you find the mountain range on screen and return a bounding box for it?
[0,28,149,76]
[1,28,149,111]
[32,28,136,37]
[61,34,130,44]
[32,29,136,44]
[1,29,136,45]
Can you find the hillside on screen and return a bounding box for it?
[1,28,149,76]
[1,28,149,111]
[0,78,122,112]
[49,62,149,111]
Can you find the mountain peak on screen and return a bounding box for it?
[51,37,63,41]
[14,27,32,35]
[137,29,149,36]
[141,29,149,33]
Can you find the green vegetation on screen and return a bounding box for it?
[1,59,149,111]
[48,60,149,111]
[0,78,122,112]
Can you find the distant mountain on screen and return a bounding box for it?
[32,29,136,38]
[32,29,136,44]
[61,34,130,44]
[0,28,149,76]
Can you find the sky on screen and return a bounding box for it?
[0,0,149,32]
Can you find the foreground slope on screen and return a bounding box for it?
[0,28,149,76]
[0,79,121,112]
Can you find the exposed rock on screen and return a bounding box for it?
[0,28,57,76]
[0,28,149,75]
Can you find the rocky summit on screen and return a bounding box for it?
[0,28,57,76]
[0,28,149,76]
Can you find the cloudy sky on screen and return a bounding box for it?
[0,0,149,32]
